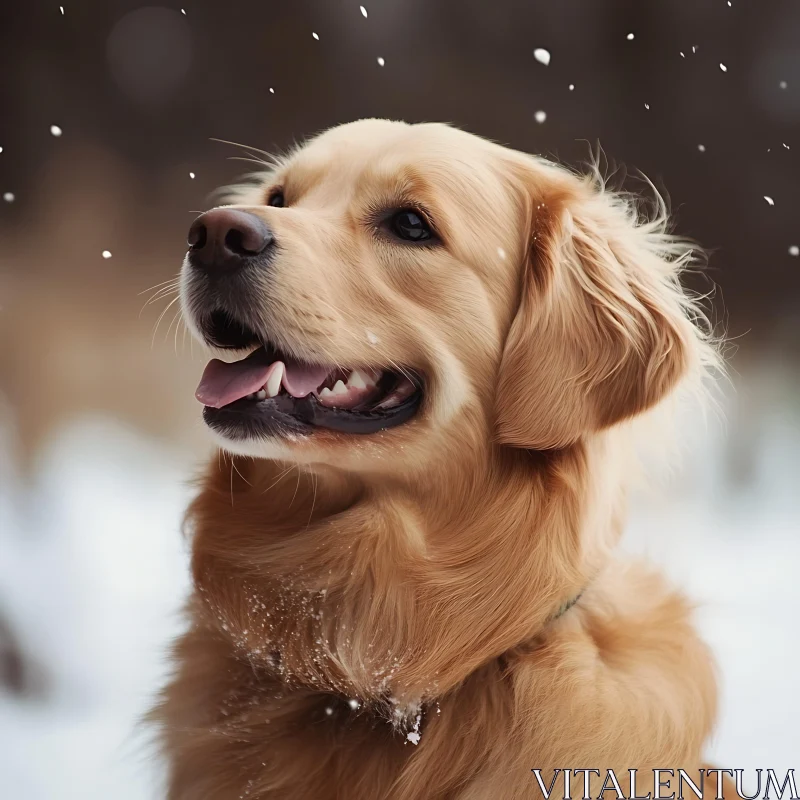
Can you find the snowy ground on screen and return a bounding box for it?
[0,403,797,798]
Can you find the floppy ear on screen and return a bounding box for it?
[495,162,700,450]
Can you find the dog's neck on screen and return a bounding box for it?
[188,434,623,706]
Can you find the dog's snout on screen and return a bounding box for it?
[187,209,274,272]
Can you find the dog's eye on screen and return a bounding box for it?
[267,190,285,208]
[390,210,433,242]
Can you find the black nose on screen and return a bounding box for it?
[187,208,274,271]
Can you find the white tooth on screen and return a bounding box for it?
[255,390,267,400]
[347,369,368,390]
[332,379,348,396]
[319,387,334,398]
[266,363,284,397]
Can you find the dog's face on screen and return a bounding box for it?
[181,119,696,472]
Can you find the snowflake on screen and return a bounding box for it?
[3,192,14,203]
[407,731,421,745]
[533,48,550,66]
[644,103,650,110]
[269,87,275,94]
[360,5,367,17]
[779,81,787,89]
[189,172,196,179]
[348,699,359,710]
[698,144,706,152]
[102,250,113,258]
[569,84,575,91]
[312,32,319,40]
[50,124,63,137]
[789,246,799,257]
[626,32,634,41]
[763,196,774,206]
[534,110,546,124]
[377,57,385,66]
[719,63,727,72]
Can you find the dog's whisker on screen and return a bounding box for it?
[151,295,181,349]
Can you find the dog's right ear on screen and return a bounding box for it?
[494,158,702,450]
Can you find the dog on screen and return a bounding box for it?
[153,119,724,799]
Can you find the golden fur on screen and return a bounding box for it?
[153,120,724,799]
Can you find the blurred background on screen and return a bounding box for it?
[0,1,798,797]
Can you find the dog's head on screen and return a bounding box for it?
[181,119,705,471]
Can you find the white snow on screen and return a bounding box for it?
[779,81,787,89]
[533,48,551,66]
[3,192,14,203]
[534,110,547,124]
[312,32,319,40]
[626,33,635,41]
[189,172,195,179]
[366,330,379,345]
[569,84,575,91]
[348,699,359,710]
[763,196,774,206]
[59,5,64,14]
[360,5,368,18]
[0,146,3,153]
[782,143,790,150]
[719,63,728,72]
[406,731,420,745]
[698,144,706,152]
[50,125,63,137]
[101,250,113,258]
[789,245,799,257]
[269,87,275,94]
[377,57,385,67]
[644,103,650,110]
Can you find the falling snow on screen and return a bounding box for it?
[644,103,650,110]
[533,48,551,66]
[783,143,790,150]
[181,7,186,13]
[348,699,359,710]
[698,144,706,152]
[407,732,421,745]
[0,146,3,153]
[366,330,379,345]
[325,707,334,715]
[569,83,575,91]
[719,63,727,72]
[102,250,113,258]
[626,33,635,41]
[50,124,62,137]
[3,192,14,203]
[59,5,64,14]
[377,57,385,66]
[189,172,195,179]
[534,110,547,123]
[789,246,799,257]
[779,81,787,89]
[763,196,774,206]
[269,87,275,94]
[312,32,319,40]
[680,51,685,58]
[360,5,368,17]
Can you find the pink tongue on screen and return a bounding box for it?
[195,347,330,408]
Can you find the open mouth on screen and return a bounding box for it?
[195,313,423,439]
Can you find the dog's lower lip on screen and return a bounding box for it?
[202,386,422,439]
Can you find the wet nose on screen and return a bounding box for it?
[187,208,274,272]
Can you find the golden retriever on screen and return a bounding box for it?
[153,119,724,799]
